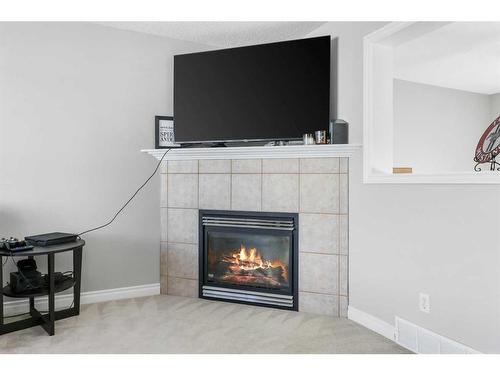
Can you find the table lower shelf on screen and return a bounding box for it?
[0,306,78,335]
[2,278,75,298]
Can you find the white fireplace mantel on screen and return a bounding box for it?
[141,144,361,161]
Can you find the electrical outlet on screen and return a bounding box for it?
[419,293,430,313]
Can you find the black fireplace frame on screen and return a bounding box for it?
[199,209,298,311]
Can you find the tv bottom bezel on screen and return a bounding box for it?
[176,137,303,146]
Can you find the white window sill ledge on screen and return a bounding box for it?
[364,171,500,184]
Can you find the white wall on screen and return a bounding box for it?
[307,22,500,353]
[0,23,210,292]
[393,79,490,173]
[490,93,500,121]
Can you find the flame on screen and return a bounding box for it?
[227,244,288,282]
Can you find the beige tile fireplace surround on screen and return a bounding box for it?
[159,157,349,317]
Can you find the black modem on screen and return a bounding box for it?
[25,232,78,247]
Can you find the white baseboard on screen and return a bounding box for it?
[348,306,482,354]
[348,306,395,341]
[3,283,160,316]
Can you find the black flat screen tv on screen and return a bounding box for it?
[173,36,331,144]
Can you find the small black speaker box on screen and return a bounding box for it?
[329,119,349,144]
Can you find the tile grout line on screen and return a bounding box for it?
[346,159,349,310]
[338,162,341,316]
[167,171,349,174]
[298,160,301,213]
[197,160,200,212]
[165,161,169,293]
[165,241,199,246]
[230,160,233,210]
[260,159,263,211]
[168,276,198,281]
[299,289,338,297]
[300,250,342,256]
[297,159,301,311]
[165,244,168,293]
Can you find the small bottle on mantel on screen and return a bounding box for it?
[393,167,413,174]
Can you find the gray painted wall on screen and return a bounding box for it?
[490,93,500,121]
[306,22,500,353]
[0,23,209,292]
[393,79,491,173]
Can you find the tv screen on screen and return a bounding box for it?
[173,36,331,143]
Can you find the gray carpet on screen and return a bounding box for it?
[0,295,410,354]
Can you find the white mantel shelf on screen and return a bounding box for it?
[141,144,362,161]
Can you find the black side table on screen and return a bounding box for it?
[0,239,85,336]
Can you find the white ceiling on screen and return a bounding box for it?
[97,22,326,48]
[394,22,500,95]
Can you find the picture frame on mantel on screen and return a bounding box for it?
[155,115,175,149]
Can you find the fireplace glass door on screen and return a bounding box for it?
[200,210,298,310]
[206,229,291,292]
